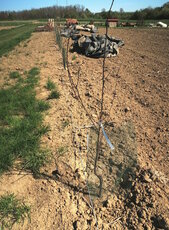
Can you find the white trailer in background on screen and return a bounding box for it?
[157,22,168,28]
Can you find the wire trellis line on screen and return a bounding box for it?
[56,0,120,198]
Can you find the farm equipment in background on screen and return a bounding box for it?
[64,18,98,33]
[35,19,55,32]
[157,21,168,28]
[120,22,137,27]
[66,18,78,27]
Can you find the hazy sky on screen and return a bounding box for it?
[0,0,168,12]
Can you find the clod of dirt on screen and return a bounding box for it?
[85,91,92,97]
[151,215,169,229]
[124,107,130,112]
[143,173,152,183]
[73,221,77,230]
[122,168,169,229]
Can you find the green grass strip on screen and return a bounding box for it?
[0,24,36,57]
[0,67,51,175]
[0,21,32,26]
[0,193,30,229]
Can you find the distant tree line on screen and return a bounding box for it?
[97,2,169,20]
[0,5,93,20]
[130,2,169,20]
[0,2,168,20]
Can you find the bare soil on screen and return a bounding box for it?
[0,28,168,229]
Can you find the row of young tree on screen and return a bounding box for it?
[0,2,168,20]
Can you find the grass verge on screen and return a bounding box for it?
[0,67,51,175]
[0,193,30,229]
[0,24,36,57]
[0,21,32,27]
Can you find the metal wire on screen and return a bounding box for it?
[94,0,115,197]
[66,39,97,128]
[78,143,99,230]
[60,0,116,197]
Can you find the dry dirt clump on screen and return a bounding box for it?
[123,168,169,229]
[0,27,168,229]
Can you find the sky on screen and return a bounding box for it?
[0,0,168,13]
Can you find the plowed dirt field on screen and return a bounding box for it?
[0,28,168,229]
